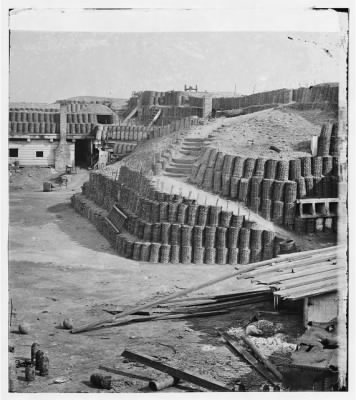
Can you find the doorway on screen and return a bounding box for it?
[75,139,92,167]
[97,114,113,124]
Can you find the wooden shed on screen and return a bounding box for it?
[9,139,74,167]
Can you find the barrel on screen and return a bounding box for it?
[43,182,52,192]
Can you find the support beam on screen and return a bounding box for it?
[121,350,232,392]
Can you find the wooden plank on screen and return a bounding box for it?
[256,264,339,285]
[272,275,342,296]
[71,246,343,334]
[240,254,337,279]
[274,270,345,290]
[296,198,340,204]
[170,294,272,314]
[276,283,341,300]
[121,350,232,392]
[219,332,279,386]
[240,335,283,381]
[72,258,279,333]
[252,261,337,282]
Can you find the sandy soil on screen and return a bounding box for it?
[7,182,273,393]
[208,107,331,160]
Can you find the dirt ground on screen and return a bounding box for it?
[8,172,312,393]
[7,105,338,393]
[208,107,336,160]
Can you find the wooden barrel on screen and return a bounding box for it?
[43,182,52,192]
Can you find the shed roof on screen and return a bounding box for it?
[237,246,347,301]
[80,103,115,115]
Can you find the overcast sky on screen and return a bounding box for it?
[9,30,342,103]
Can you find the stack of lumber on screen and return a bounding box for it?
[237,245,346,301]
[71,245,343,334]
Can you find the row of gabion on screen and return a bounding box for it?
[9,111,59,123]
[66,113,97,124]
[9,121,59,134]
[118,184,251,228]
[123,214,276,250]
[115,237,280,265]
[66,123,96,135]
[317,122,339,157]
[97,124,149,142]
[72,193,282,265]
[294,216,338,234]
[85,172,122,212]
[191,148,339,185]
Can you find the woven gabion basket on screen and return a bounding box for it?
[170,224,181,246]
[272,201,284,224]
[204,226,216,248]
[239,248,251,265]
[265,159,277,179]
[227,227,239,248]
[304,176,315,197]
[244,158,256,179]
[193,225,204,247]
[289,159,302,180]
[151,223,161,242]
[214,152,225,171]
[250,176,263,198]
[250,247,262,263]
[239,228,251,248]
[249,197,260,213]
[220,210,233,228]
[197,205,208,226]
[159,202,169,222]
[193,246,205,264]
[149,243,161,263]
[177,203,188,224]
[204,247,216,264]
[322,156,333,176]
[250,229,263,249]
[284,181,298,203]
[161,222,171,244]
[262,179,274,200]
[213,170,222,194]
[132,242,142,261]
[186,204,198,226]
[140,243,151,262]
[221,174,231,197]
[216,247,228,265]
[202,167,214,190]
[208,206,221,227]
[314,177,323,197]
[207,148,218,167]
[276,160,289,181]
[160,243,171,263]
[179,225,192,247]
[232,156,245,177]
[143,222,153,241]
[272,180,285,201]
[216,227,227,248]
[222,154,235,176]
[296,177,307,198]
[301,156,312,177]
[228,248,239,265]
[312,156,323,177]
[254,158,266,177]
[260,199,272,221]
[231,215,245,228]
[181,246,192,264]
[238,179,250,202]
[262,245,274,261]
[230,176,240,198]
